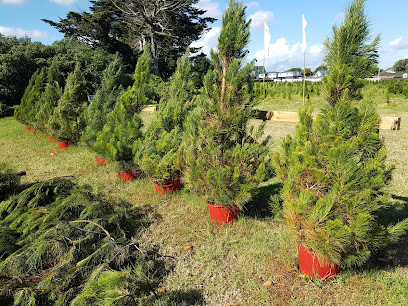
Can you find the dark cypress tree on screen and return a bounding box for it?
[93,47,154,170]
[47,63,87,142]
[82,54,125,148]
[274,0,408,267]
[179,0,270,207]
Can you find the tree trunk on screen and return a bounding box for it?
[150,32,160,76]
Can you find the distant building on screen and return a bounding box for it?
[278,71,302,79]
[315,70,328,78]
[266,72,278,79]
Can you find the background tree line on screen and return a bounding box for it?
[0,0,214,109]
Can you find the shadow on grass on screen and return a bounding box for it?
[154,289,205,305]
[242,182,283,219]
[369,194,408,268]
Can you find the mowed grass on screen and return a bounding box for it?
[1,114,408,305]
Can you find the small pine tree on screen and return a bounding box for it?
[47,63,87,142]
[180,0,271,207]
[275,0,408,268]
[93,47,154,169]
[14,68,47,127]
[82,55,125,148]
[35,60,63,134]
[134,52,195,182]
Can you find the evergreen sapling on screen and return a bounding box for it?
[133,52,195,184]
[93,46,155,171]
[180,0,271,208]
[47,63,87,142]
[82,54,125,148]
[274,0,408,268]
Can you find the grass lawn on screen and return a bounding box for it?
[1,111,407,305]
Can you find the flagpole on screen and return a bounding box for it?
[302,14,307,105]
[263,49,266,98]
[303,50,306,105]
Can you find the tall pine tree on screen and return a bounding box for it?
[179,0,270,207]
[274,0,408,267]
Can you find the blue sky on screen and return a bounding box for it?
[1,0,408,71]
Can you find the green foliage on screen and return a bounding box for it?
[14,68,47,127]
[0,35,53,107]
[47,63,87,142]
[134,52,195,182]
[35,60,64,133]
[180,0,271,207]
[43,0,215,78]
[393,58,408,73]
[323,0,380,105]
[274,100,408,267]
[93,47,154,168]
[0,177,155,305]
[82,55,126,148]
[275,0,408,268]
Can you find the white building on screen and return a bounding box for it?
[278,71,302,78]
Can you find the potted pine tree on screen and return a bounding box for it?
[94,47,155,180]
[274,0,408,279]
[180,0,270,224]
[82,55,125,166]
[133,52,194,194]
[47,63,87,149]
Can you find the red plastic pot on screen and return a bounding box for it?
[95,156,107,166]
[206,201,240,225]
[58,141,69,149]
[117,169,141,182]
[297,241,341,280]
[24,126,29,132]
[153,177,181,195]
[48,136,54,143]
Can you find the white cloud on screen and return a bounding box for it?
[195,0,222,19]
[388,36,408,51]
[1,0,24,4]
[49,0,76,5]
[246,2,259,9]
[247,10,274,30]
[255,38,323,71]
[190,27,221,55]
[0,26,48,39]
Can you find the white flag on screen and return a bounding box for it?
[302,14,307,53]
[264,22,271,58]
